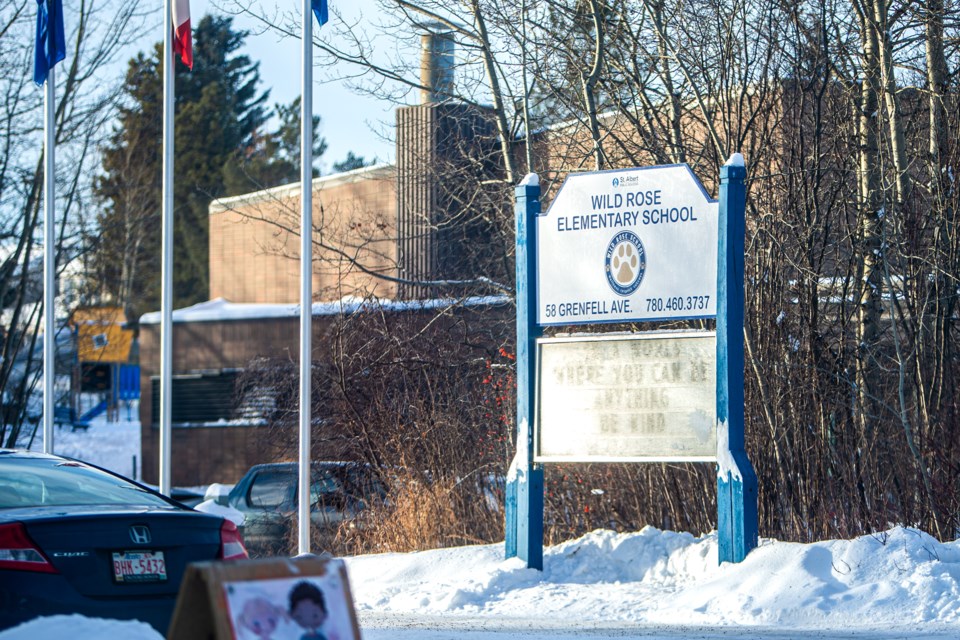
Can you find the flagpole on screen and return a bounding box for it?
[298,0,314,556]
[159,0,174,496]
[42,65,55,455]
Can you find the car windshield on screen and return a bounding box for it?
[0,455,173,509]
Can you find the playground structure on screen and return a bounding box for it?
[64,307,140,426]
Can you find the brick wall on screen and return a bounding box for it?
[139,316,310,486]
[209,166,398,304]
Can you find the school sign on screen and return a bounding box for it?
[505,161,758,571]
[537,165,717,325]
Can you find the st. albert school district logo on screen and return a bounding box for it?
[605,231,646,296]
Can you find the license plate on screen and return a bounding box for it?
[112,550,167,583]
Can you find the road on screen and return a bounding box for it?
[358,613,959,640]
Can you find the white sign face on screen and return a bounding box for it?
[535,332,716,462]
[537,165,717,325]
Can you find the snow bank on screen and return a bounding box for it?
[5,527,958,638]
[347,525,960,630]
[0,615,162,640]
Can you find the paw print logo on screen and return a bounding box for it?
[612,243,638,285]
[604,231,646,296]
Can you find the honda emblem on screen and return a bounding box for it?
[129,525,151,545]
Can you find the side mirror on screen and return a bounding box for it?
[204,482,234,507]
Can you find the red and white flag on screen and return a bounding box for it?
[172,0,191,69]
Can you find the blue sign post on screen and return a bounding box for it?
[715,158,758,563]
[505,178,544,570]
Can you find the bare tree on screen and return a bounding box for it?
[0,0,147,446]
[218,0,960,543]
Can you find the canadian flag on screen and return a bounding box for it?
[172,0,192,69]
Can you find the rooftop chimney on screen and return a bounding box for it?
[420,24,454,104]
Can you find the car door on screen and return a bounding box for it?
[236,468,295,554]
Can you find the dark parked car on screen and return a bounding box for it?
[0,450,247,633]
[221,462,386,557]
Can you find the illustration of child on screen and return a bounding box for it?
[236,596,288,640]
[288,581,329,640]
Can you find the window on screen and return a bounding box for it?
[0,457,171,508]
[247,471,293,509]
[150,370,240,426]
[310,471,346,510]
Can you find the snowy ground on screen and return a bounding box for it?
[347,527,960,639]
[5,414,960,639]
[22,404,142,480]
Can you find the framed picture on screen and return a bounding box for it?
[169,556,361,640]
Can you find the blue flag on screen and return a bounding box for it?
[34,0,66,86]
[311,0,328,26]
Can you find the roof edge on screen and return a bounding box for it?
[209,163,396,215]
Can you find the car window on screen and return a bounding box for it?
[247,470,293,509]
[310,471,341,496]
[346,467,386,501]
[309,470,345,509]
[0,457,172,508]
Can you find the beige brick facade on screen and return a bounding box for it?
[208,164,399,304]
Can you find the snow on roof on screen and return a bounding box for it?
[208,163,395,215]
[138,295,512,325]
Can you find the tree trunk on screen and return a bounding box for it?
[854,2,884,511]
[581,0,606,171]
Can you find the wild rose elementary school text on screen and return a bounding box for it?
[555,206,699,231]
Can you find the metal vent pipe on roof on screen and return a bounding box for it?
[420,25,454,104]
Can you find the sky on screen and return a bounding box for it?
[194,0,398,172]
[11,412,960,639]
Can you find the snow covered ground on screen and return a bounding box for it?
[23,404,143,480]
[347,526,960,639]
[5,414,960,639]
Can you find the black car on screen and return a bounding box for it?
[0,450,248,633]
[221,461,386,557]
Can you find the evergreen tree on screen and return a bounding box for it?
[223,96,326,193]
[94,51,163,322]
[94,15,323,317]
[331,151,371,173]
